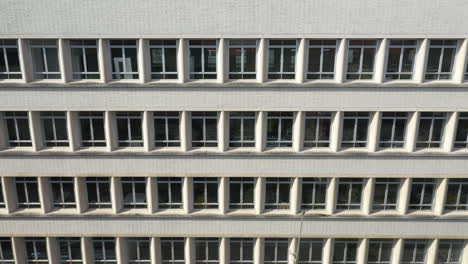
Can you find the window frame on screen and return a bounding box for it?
[25,237,49,264]
[0,238,14,264]
[161,238,185,264]
[116,111,144,147]
[454,113,468,149]
[401,240,428,264]
[229,238,254,264]
[157,177,183,209]
[408,179,436,211]
[438,240,466,264]
[16,177,41,209]
[333,239,358,264]
[93,238,117,264]
[307,39,337,80]
[266,112,294,148]
[425,40,458,81]
[195,238,219,264]
[128,238,151,264]
[268,40,297,80]
[346,40,377,80]
[121,177,147,209]
[301,178,328,210]
[193,177,219,209]
[3,111,32,147]
[264,238,289,264]
[30,39,61,80]
[154,111,181,147]
[86,177,112,209]
[341,112,370,148]
[372,178,400,211]
[416,112,447,149]
[385,40,417,80]
[109,40,139,80]
[189,40,217,80]
[228,39,257,80]
[367,239,394,264]
[50,177,76,209]
[304,112,332,148]
[191,112,218,148]
[70,39,100,80]
[58,237,83,264]
[229,177,254,209]
[265,177,291,210]
[41,111,69,147]
[149,40,178,80]
[79,111,106,147]
[379,112,408,149]
[336,178,363,211]
[444,179,468,211]
[297,238,323,264]
[0,39,22,79]
[228,111,256,148]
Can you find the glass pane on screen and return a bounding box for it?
[322,47,335,72]
[165,48,177,72]
[268,48,281,72]
[283,48,296,72]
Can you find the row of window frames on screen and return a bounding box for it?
[1,38,467,81]
[0,237,466,264]
[4,111,468,150]
[2,177,467,212]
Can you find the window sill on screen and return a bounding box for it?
[154,208,186,215]
[190,209,222,215]
[83,208,114,215]
[413,148,446,154]
[108,79,142,84]
[263,209,293,215]
[225,79,260,84]
[0,79,25,84]
[113,147,146,153]
[150,147,184,153]
[263,148,295,154]
[339,148,370,154]
[406,211,437,217]
[226,209,257,215]
[334,210,364,216]
[146,79,180,84]
[225,147,258,154]
[301,148,334,154]
[440,211,468,217]
[119,208,151,215]
[302,209,329,216]
[68,79,102,84]
[48,208,79,215]
[189,147,220,153]
[369,210,402,217]
[76,147,110,153]
[39,147,72,152]
[11,208,44,215]
[30,79,65,84]
[0,147,36,153]
[375,148,408,154]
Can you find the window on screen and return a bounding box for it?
[0,39,21,79]
[110,40,138,80]
[31,39,60,79]
[128,238,151,264]
[16,177,40,209]
[195,238,219,264]
[154,112,180,147]
[70,39,100,80]
[161,238,185,264]
[122,177,147,209]
[229,112,255,147]
[425,40,457,80]
[50,177,76,209]
[189,40,217,80]
[307,39,336,80]
[79,111,106,147]
[229,177,254,209]
[157,177,182,209]
[372,178,400,211]
[341,112,370,148]
[408,179,435,211]
[41,111,69,147]
[25,238,48,264]
[438,240,465,264]
[149,40,177,80]
[379,112,408,148]
[301,178,327,210]
[268,40,296,79]
[445,179,468,211]
[385,40,417,80]
[368,239,393,264]
[86,177,112,209]
[191,112,218,147]
[116,111,143,147]
[193,177,218,209]
[266,112,293,147]
[0,181,4,208]
[416,112,446,148]
[0,238,14,264]
[264,239,289,264]
[346,40,377,80]
[454,113,468,149]
[230,238,254,264]
[228,40,256,79]
[401,240,428,264]
[4,111,32,147]
[265,177,290,210]
[333,239,357,264]
[304,112,331,148]
[336,178,363,210]
[58,237,82,264]
[298,239,323,264]
[93,238,116,264]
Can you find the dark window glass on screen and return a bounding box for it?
[307,40,336,80]
[79,111,106,147]
[336,178,363,210]
[385,40,417,80]
[437,240,465,264]
[154,112,180,147]
[193,177,219,209]
[110,40,138,79]
[41,111,69,147]
[298,239,323,264]
[333,239,357,264]
[373,178,400,211]
[122,177,147,209]
[128,238,151,264]
[425,40,457,80]
[304,112,331,148]
[230,238,254,264]
[229,112,255,148]
[116,112,143,147]
[416,112,446,148]
[86,177,112,209]
[368,239,394,264]
[379,112,408,148]
[191,112,218,147]
[31,39,61,79]
[265,178,290,210]
[157,177,183,209]
[346,40,376,80]
[195,238,219,264]
[51,177,76,209]
[189,40,217,80]
[150,40,178,80]
[401,240,428,264]
[93,238,117,263]
[444,179,468,211]
[229,177,254,209]
[301,178,327,210]
[408,179,435,211]
[25,238,48,263]
[0,39,22,79]
[16,177,40,209]
[161,238,185,264]
[454,113,468,149]
[268,40,296,79]
[266,112,293,148]
[264,239,289,264]
[70,39,100,80]
[229,40,257,80]
[4,111,32,147]
[0,238,14,263]
[59,237,82,263]
[341,112,370,148]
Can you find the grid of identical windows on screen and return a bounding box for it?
[128,238,151,264]
[298,239,323,264]
[266,112,293,147]
[3,111,32,147]
[86,177,112,209]
[229,177,254,209]
[307,40,336,80]
[265,178,290,210]
[31,39,61,80]
[191,112,218,147]
[268,40,296,80]
[25,238,48,264]
[445,179,468,211]
[70,40,100,80]
[193,177,219,209]
[229,112,255,147]
[346,40,377,80]
[304,112,331,148]
[50,177,76,209]
[336,178,363,210]
[401,240,428,264]
[161,238,185,264]
[379,112,408,148]
[116,111,143,147]
[0,238,14,264]
[79,111,106,147]
[438,240,466,264]
[301,178,327,210]
[341,112,370,148]
[372,178,400,211]
[154,112,180,147]
[93,238,117,264]
[189,40,217,80]
[195,238,219,264]
[264,239,289,264]
[386,40,417,80]
[110,40,138,80]
[454,113,468,149]
[157,177,183,209]
[408,179,436,211]
[230,238,254,264]
[149,40,177,80]
[425,40,457,80]
[16,177,40,209]
[122,177,147,209]
[229,40,256,80]
[41,111,69,147]
[333,239,357,264]
[0,39,21,79]
[58,237,82,264]
[416,112,446,148]
[368,239,393,264]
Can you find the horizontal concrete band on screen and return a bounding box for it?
[0,216,466,238]
[0,154,467,177]
[1,87,468,111]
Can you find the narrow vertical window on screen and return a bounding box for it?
[116,111,143,147]
[3,111,32,147]
[401,240,429,264]
[230,238,254,264]
[110,40,138,80]
[346,40,377,80]
[157,177,183,209]
[266,112,293,148]
[425,40,457,80]
[301,178,327,210]
[408,179,436,211]
[58,237,82,264]
[228,40,257,79]
[307,39,336,80]
[16,177,40,209]
[149,40,177,80]
[50,177,76,209]
[128,238,151,264]
[268,40,296,79]
[93,238,117,264]
[193,177,219,209]
[385,40,417,80]
[304,112,331,148]
[372,178,400,211]
[86,177,112,209]
[264,239,289,264]
[195,238,219,264]
[333,239,358,264]
[70,39,100,80]
[229,177,254,209]
[445,179,468,211]
[438,240,466,264]
[79,111,106,147]
[31,39,61,80]
[0,39,22,79]
[191,112,218,147]
[229,112,255,148]
[154,112,180,147]
[161,238,185,264]
[416,112,447,148]
[265,178,290,210]
[41,111,69,147]
[298,239,323,264]
[367,239,394,264]
[25,238,49,264]
[189,40,217,80]
[454,113,468,149]
[122,177,147,209]
[336,178,363,210]
[0,180,4,208]
[341,112,370,148]
[0,238,14,264]
[379,112,408,148]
